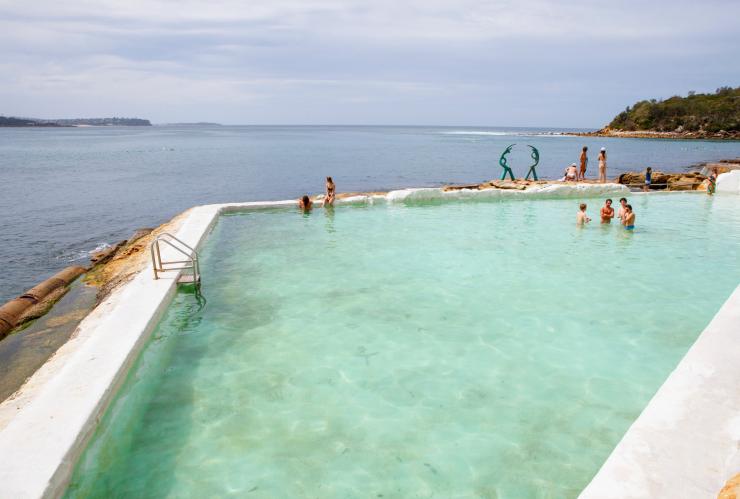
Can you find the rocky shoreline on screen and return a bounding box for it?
[571,127,740,141]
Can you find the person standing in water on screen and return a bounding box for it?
[598,147,607,183]
[643,167,652,192]
[578,146,588,181]
[576,203,591,225]
[600,199,614,223]
[616,197,628,221]
[323,176,336,206]
[622,204,636,230]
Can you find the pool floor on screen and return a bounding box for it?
[66,193,740,498]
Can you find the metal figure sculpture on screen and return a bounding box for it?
[499,144,516,180]
[524,145,540,180]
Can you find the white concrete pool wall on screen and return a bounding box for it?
[0,182,737,498]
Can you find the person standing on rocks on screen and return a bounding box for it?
[643,167,652,192]
[579,146,588,181]
[598,147,607,183]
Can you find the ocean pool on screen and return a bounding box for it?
[66,193,740,498]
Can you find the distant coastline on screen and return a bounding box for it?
[572,87,740,141]
[0,116,152,127]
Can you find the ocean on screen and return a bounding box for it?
[1,125,739,303]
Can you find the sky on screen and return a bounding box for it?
[0,0,738,127]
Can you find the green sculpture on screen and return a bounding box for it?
[498,144,541,181]
[499,144,516,180]
[524,145,540,180]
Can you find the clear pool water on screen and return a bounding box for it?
[66,193,740,498]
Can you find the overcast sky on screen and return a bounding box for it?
[1,0,738,127]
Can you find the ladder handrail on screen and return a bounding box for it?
[150,233,200,284]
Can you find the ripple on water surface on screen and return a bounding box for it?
[66,193,740,498]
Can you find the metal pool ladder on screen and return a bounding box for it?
[150,232,201,287]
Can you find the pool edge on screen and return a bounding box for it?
[579,284,740,498]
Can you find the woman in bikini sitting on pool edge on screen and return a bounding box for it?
[323,176,336,206]
[622,204,635,230]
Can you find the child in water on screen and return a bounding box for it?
[576,203,591,225]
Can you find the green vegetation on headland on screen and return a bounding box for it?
[588,87,739,140]
[0,116,152,127]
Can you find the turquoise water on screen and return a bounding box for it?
[67,193,740,498]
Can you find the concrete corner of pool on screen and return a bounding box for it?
[0,182,738,498]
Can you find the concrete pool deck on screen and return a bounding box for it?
[0,182,737,498]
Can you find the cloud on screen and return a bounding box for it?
[0,0,738,125]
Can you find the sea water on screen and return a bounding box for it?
[66,193,740,498]
[1,125,739,302]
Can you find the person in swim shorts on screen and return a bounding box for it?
[576,203,591,225]
[600,198,614,223]
[622,204,635,230]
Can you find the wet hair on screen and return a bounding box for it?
[606,198,612,204]
[579,203,587,210]
[326,176,333,183]
[301,195,310,205]
[583,146,588,151]
[619,197,627,203]
[625,204,632,211]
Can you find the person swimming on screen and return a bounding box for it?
[576,203,591,225]
[622,204,635,230]
[298,195,313,211]
[600,198,614,223]
[323,176,336,206]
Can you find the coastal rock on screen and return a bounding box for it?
[719,473,740,499]
[90,240,127,266]
[617,171,706,191]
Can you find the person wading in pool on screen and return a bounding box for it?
[622,204,636,230]
[576,203,591,225]
[298,195,313,212]
[600,198,615,223]
[578,146,588,181]
[616,197,628,221]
